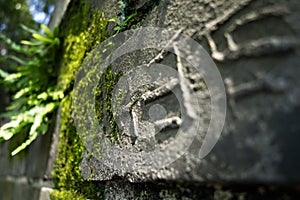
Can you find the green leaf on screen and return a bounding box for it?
[53,38,60,46]
[0,68,9,79]
[37,92,49,100]
[11,117,41,156]
[4,73,22,83]
[41,24,54,38]
[0,33,25,53]
[5,98,27,111]
[14,87,31,99]
[21,40,43,46]
[10,103,57,156]
[7,55,28,65]
[32,33,53,43]
[0,115,28,141]
[0,130,14,141]
[20,24,40,34]
[0,21,61,155]
[108,16,118,23]
[43,102,57,114]
[50,90,64,100]
[123,12,137,25]
[114,26,122,32]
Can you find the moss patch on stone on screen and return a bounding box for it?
[50,189,86,200]
[57,0,109,93]
[51,0,145,198]
[95,64,123,142]
[51,0,110,198]
[52,94,103,199]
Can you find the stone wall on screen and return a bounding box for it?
[73,0,300,198]
[1,0,300,199]
[79,0,300,182]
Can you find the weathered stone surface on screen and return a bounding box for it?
[79,0,300,185]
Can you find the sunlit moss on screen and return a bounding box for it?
[57,3,109,92]
[95,65,123,142]
[51,0,142,198]
[50,189,86,200]
[51,0,109,199]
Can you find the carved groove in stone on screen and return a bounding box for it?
[225,73,288,118]
[154,116,182,131]
[173,43,198,119]
[141,78,179,103]
[204,4,298,61]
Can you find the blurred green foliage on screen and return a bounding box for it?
[0,0,60,155]
[0,0,36,40]
[0,24,62,156]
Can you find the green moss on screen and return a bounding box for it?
[51,0,145,198]
[50,189,86,200]
[51,0,110,199]
[53,95,81,188]
[95,65,123,142]
[57,0,109,92]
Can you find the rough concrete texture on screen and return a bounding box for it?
[79,0,300,185]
